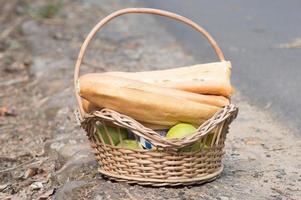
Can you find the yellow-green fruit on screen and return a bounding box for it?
[96,125,127,145]
[116,140,143,150]
[166,123,196,139]
[166,123,200,152]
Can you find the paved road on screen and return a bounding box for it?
[140,0,301,131]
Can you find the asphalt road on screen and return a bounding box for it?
[139,0,301,132]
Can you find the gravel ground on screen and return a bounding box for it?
[0,0,300,199]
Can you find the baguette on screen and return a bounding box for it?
[82,98,171,129]
[79,74,220,127]
[80,73,229,107]
[103,61,233,97]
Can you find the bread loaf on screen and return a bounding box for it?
[79,74,220,127]
[103,61,233,97]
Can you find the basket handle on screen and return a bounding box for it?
[74,8,226,118]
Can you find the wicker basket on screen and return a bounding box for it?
[74,8,238,186]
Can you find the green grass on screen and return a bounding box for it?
[28,1,63,19]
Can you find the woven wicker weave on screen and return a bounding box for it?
[74,8,238,186]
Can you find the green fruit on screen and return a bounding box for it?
[181,141,202,152]
[116,140,143,150]
[166,123,200,152]
[205,132,214,147]
[166,123,197,139]
[96,125,127,145]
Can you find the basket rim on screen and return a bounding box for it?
[81,104,238,149]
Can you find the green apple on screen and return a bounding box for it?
[96,125,127,145]
[116,140,143,150]
[166,123,201,152]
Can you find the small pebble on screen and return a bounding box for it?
[30,182,43,190]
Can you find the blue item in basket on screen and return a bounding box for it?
[140,137,153,149]
[139,129,168,149]
[126,129,168,149]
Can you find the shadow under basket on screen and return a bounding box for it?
[74,8,239,186]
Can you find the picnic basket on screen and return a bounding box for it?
[74,8,238,186]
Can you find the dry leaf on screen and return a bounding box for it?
[0,106,17,116]
[24,167,39,179]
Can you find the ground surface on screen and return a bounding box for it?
[0,0,300,199]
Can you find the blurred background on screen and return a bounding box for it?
[140,0,301,132]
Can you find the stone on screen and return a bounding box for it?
[45,136,90,160]
[54,180,90,200]
[51,154,98,185]
[30,182,44,190]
